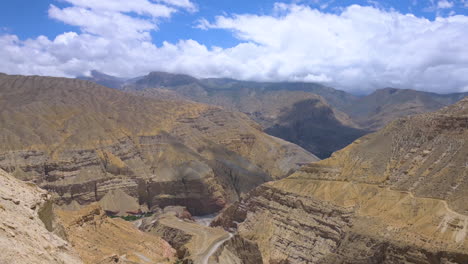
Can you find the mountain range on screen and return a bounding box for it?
[0,74,316,216]
[0,71,466,263]
[79,70,468,158]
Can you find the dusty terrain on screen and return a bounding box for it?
[0,168,82,264]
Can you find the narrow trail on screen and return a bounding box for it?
[199,232,234,264]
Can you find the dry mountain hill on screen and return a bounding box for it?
[81,71,367,158]
[213,96,468,263]
[0,74,317,216]
[80,71,468,158]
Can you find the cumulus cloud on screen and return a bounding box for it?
[48,5,157,40]
[1,2,468,94]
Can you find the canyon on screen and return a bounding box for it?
[81,71,468,158]
[0,74,316,216]
[0,72,467,263]
[213,97,468,263]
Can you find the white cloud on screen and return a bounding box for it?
[57,0,197,16]
[438,0,454,8]
[1,2,468,94]
[158,0,197,11]
[49,5,157,40]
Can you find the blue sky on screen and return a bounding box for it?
[1,0,466,47]
[1,0,468,93]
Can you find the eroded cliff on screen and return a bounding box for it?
[214,97,468,263]
[56,204,176,264]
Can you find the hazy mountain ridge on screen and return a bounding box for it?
[77,70,128,89]
[344,87,468,130]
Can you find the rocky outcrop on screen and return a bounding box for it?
[0,169,82,264]
[0,74,317,216]
[214,97,468,263]
[56,203,176,264]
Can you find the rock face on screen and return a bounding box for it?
[214,97,468,263]
[0,169,82,264]
[56,204,176,264]
[0,74,317,216]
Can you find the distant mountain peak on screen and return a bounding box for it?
[136,71,199,87]
[77,70,127,89]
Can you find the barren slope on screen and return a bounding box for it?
[0,74,317,215]
[56,204,176,264]
[123,72,366,158]
[215,97,468,263]
[0,169,82,264]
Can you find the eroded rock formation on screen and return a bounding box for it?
[56,204,176,263]
[214,97,468,263]
[0,74,317,215]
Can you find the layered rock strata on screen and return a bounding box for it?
[56,204,176,264]
[0,74,317,215]
[214,97,468,263]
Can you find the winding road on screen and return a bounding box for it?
[158,215,234,264]
[199,232,234,264]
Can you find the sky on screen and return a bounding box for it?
[1,0,468,94]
